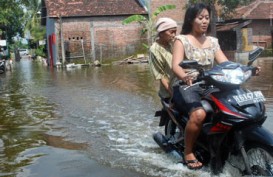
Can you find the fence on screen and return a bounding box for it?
[58,39,146,64]
[59,39,91,64]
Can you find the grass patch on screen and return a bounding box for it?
[260,49,273,57]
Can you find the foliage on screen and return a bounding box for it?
[122,4,176,48]
[23,0,46,44]
[0,0,25,43]
[30,26,46,43]
[35,45,46,58]
[217,0,255,19]
[9,41,28,53]
[122,15,147,25]
[260,49,273,57]
[188,0,255,19]
[0,0,45,48]
[187,0,255,36]
[152,5,177,17]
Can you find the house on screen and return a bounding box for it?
[233,0,273,49]
[214,0,273,62]
[42,0,147,67]
[42,0,186,67]
[216,19,253,61]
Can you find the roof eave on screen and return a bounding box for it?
[47,12,148,18]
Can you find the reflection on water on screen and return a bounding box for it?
[0,58,272,177]
[0,62,58,174]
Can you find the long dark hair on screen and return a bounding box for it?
[181,3,211,34]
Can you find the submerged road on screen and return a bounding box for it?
[0,57,272,177]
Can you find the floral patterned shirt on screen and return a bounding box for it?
[175,34,220,68]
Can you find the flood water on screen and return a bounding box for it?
[0,57,272,177]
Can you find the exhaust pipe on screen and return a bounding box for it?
[153,132,172,152]
[153,132,183,160]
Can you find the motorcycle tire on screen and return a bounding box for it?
[244,144,273,176]
[164,118,209,166]
[164,119,185,154]
[164,119,181,140]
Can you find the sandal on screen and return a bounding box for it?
[184,159,203,170]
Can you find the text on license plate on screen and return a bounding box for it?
[233,91,266,106]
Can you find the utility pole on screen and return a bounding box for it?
[60,16,66,64]
[90,21,96,61]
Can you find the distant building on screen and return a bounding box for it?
[214,0,273,62]
[42,0,147,66]
[42,0,186,66]
[233,0,273,49]
[216,19,253,61]
[40,0,273,67]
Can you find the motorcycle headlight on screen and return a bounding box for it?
[211,67,252,84]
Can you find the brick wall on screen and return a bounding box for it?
[55,0,188,63]
[49,0,273,65]
[59,16,144,62]
[249,19,272,48]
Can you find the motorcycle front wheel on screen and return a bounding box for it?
[244,144,273,176]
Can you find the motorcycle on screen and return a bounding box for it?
[153,57,273,175]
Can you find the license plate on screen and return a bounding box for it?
[233,91,266,106]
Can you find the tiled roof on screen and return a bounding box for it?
[216,19,251,31]
[217,22,240,31]
[44,0,147,18]
[234,0,273,19]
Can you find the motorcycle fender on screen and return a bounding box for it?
[242,126,273,147]
[155,109,169,127]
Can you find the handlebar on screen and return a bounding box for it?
[179,60,260,91]
[183,80,206,90]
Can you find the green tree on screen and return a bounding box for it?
[122,4,176,48]
[23,0,46,44]
[0,0,25,43]
[0,0,45,46]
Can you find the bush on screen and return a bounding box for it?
[35,45,46,58]
[260,49,273,57]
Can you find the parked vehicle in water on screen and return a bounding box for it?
[153,53,273,176]
[18,49,29,56]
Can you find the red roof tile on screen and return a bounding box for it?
[216,22,240,31]
[44,0,147,18]
[216,19,251,31]
[234,0,273,19]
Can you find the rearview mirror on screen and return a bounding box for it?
[248,47,263,66]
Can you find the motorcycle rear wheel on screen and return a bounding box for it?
[164,119,186,157]
[164,119,182,142]
[244,144,273,176]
